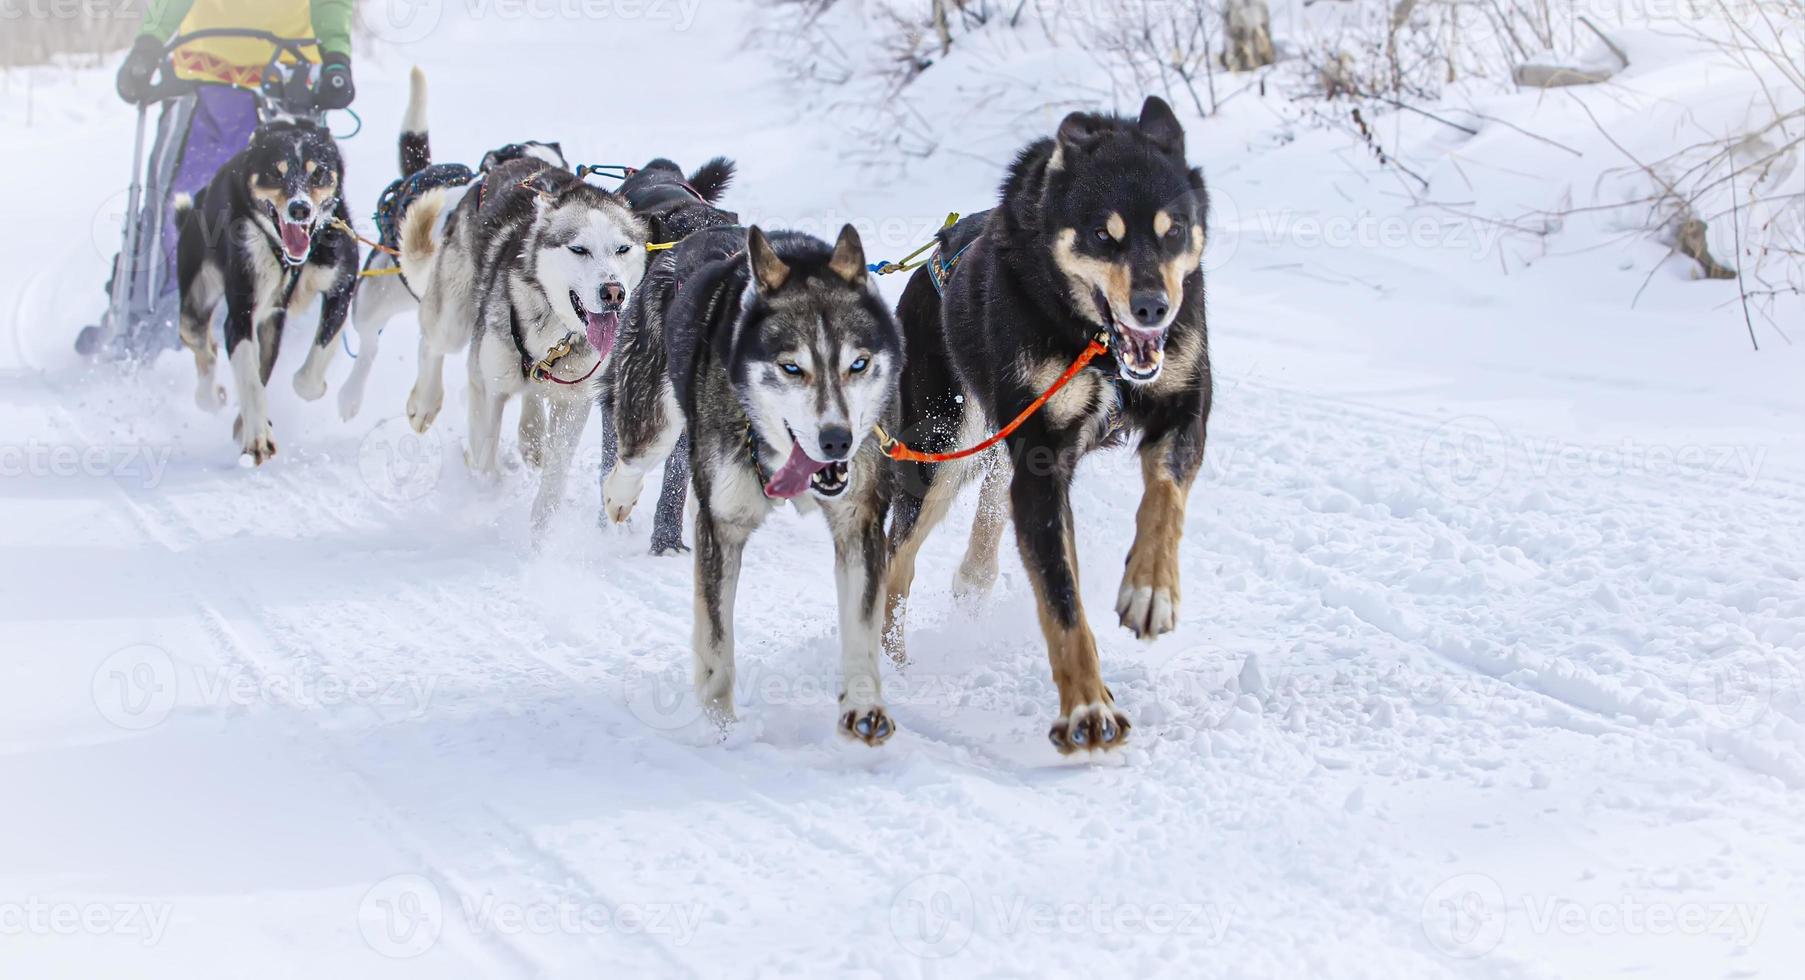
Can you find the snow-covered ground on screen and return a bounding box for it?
[3,2,1803,977]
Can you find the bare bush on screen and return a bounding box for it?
[1,0,138,68]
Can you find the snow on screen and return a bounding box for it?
[3,2,1804,977]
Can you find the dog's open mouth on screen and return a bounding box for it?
[810,461,849,496]
[275,211,314,266]
[761,436,849,499]
[1095,288,1166,384]
[570,290,620,361]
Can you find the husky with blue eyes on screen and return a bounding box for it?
[397,156,649,534]
[605,223,906,744]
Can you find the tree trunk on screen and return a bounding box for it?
[1222,0,1276,72]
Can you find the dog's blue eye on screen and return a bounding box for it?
[849,357,869,374]
[568,245,590,256]
[615,244,632,256]
[779,362,803,376]
[1093,227,1112,243]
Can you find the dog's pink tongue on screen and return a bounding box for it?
[279,220,310,260]
[585,311,619,360]
[762,440,829,499]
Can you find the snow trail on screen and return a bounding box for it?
[3,2,1804,977]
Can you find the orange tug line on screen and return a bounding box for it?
[875,335,1110,464]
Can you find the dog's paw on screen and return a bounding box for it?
[1117,535,1181,640]
[337,384,362,422]
[696,665,735,724]
[234,415,277,467]
[1116,582,1178,640]
[461,446,501,482]
[649,536,691,557]
[602,470,643,524]
[951,560,998,607]
[194,381,226,413]
[1050,699,1130,755]
[405,385,441,434]
[519,440,544,469]
[292,368,327,402]
[839,705,895,746]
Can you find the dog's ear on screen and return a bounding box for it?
[645,214,672,247]
[828,224,867,286]
[1055,111,1106,156]
[747,226,790,293]
[1138,96,1184,156]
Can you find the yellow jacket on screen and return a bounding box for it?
[138,0,354,83]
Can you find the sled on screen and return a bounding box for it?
[77,29,336,362]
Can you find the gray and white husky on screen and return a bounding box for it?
[606,224,905,744]
[340,67,568,422]
[398,156,648,532]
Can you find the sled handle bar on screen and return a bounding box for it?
[135,30,322,106]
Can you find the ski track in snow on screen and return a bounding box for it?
[4,4,1805,977]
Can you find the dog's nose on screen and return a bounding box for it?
[1130,290,1169,328]
[600,281,625,309]
[286,199,312,223]
[817,425,853,461]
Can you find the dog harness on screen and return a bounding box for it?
[866,221,1122,463]
[373,163,476,253]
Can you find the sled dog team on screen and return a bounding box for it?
[172,68,1214,755]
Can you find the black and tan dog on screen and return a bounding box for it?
[174,117,357,464]
[884,96,1213,754]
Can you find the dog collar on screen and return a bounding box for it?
[742,421,774,491]
[530,332,600,385]
[509,306,600,386]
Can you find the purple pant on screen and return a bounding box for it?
[152,85,261,300]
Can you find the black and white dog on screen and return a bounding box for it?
[340,67,569,421]
[597,155,740,555]
[174,117,357,464]
[607,224,905,744]
[884,97,1213,754]
[398,156,649,533]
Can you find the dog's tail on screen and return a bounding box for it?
[398,66,430,177]
[686,157,735,204]
[396,186,453,295]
